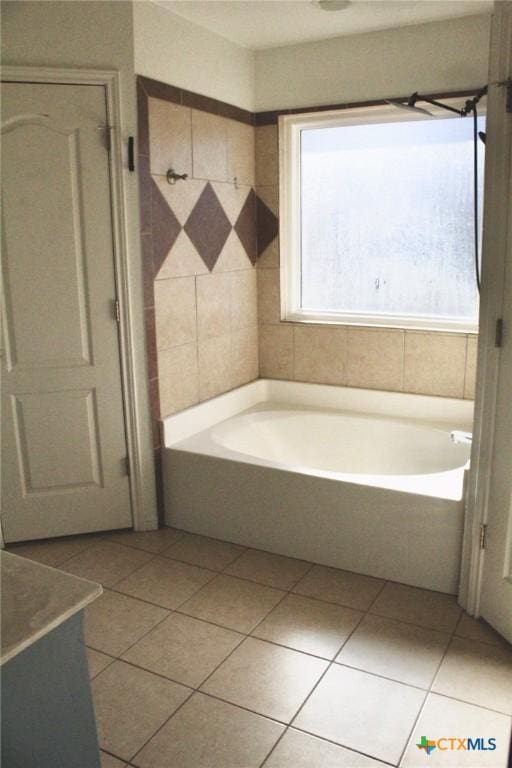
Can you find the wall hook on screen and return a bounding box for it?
[233,176,239,190]
[167,169,188,185]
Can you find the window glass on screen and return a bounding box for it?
[300,115,485,325]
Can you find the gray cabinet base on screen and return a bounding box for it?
[1,612,101,768]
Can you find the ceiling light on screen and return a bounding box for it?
[312,0,351,11]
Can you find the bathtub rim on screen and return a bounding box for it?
[162,378,474,447]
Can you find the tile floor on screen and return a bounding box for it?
[9,528,512,768]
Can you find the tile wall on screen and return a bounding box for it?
[138,80,477,512]
[255,122,478,401]
[138,77,261,445]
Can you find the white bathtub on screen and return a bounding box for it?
[162,380,473,594]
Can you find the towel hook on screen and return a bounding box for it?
[167,169,188,185]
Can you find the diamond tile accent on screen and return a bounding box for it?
[155,176,207,227]
[256,194,279,257]
[234,189,257,265]
[151,178,181,274]
[157,230,209,280]
[184,183,232,272]
[212,182,251,225]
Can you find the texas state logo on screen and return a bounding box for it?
[417,736,437,755]
[417,736,497,755]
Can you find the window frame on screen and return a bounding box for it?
[279,100,483,334]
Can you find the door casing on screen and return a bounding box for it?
[0,66,158,535]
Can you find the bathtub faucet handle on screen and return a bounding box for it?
[450,430,473,445]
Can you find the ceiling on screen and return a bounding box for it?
[154,0,493,50]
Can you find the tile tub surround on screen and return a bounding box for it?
[9,529,512,767]
[254,122,479,399]
[137,79,478,515]
[137,76,262,518]
[137,76,263,429]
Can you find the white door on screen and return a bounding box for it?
[477,2,512,642]
[479,230,512,641]
[1,82,132,542]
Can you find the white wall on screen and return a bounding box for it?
[133,1,255,111]
[255,14,491,111]
[1,1,135,107]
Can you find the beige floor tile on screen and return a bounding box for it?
[62,541,153,587]
[122,612,243,688]
[265,729,388,767]
[107,527,184,554]
[294,665,425,764]
[369,582,461,633]
[201,637,328,723]
[100,753,127,768]
[432,637,512,714]
[253,593,363,659]
[86,647,114,679]
[85,590,168,657]
[164,533,246,571]
[180,574,285,633]
[92,660,190,762]
[336,614,450,688]
[225,549,311,590]
[292,565,384,610]
[8,533,102,567]
[401,693,512,767]
[135,692,284,768]
[455,612,508,647]
[115,557,215,610]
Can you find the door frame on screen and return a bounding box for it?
[459,2,512,615]
[1,65,158,533]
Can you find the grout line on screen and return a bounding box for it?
[108,552,160,589]
[395,612,460,766]
[462,333,470,399]
[190,566,306,691]
[8,532,106,568]
[218,546,251,572]
[283,725,398,768]
[400,329,406,392]
[92,603,173,662]
[100,748,135,765]
[259,726,290,768]
[130,685,196,766]
[366,608,461,635]
[106,529,187,555]
[111,653,198,693]
[99,538,465,639]
[365,577,388,611]
[273,588,380,762]
[330,659,431,693]
[187,689,291,727]
[19,529,467,619]
[424,689,512,718]
[86,530,511,766]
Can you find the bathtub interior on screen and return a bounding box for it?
[163,381,473,501]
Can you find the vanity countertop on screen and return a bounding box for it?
[1,550,102,665]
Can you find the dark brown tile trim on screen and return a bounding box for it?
[138,79,162,514]
[139,74,479,127]
[139,75,182,106]
[137,75,254,126]
[254,89,480,125]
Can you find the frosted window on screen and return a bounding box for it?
[300,116,485,324]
